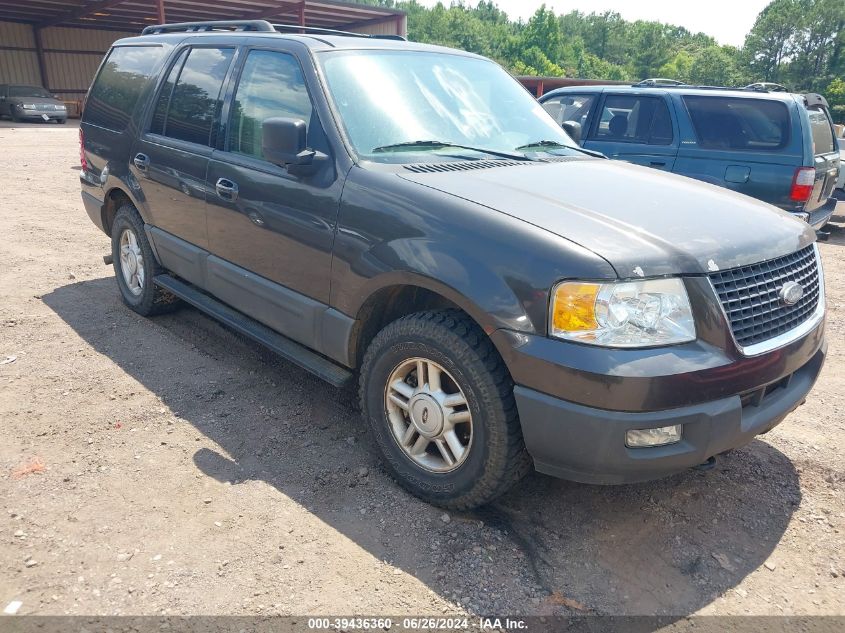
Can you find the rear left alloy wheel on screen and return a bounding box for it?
[360,309,531,509]
[111,204,180,316]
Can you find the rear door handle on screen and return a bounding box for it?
[133,153,149,171]
[215,178,239,201]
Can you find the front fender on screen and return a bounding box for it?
[331,167,617,335]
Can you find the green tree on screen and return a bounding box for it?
[347,0,842,87]
[658,50,695,83]
[521,5,563,63]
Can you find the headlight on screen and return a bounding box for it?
[21,104,37,109]
[550,278,695,347]
[57,104,67,110]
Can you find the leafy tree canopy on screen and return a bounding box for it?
[352,1,844,94]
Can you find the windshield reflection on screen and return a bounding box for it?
[319,50,576,163]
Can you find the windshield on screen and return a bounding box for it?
[9,85,52,98]
[319,50,577,162]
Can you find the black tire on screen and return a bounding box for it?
[111,204,180,316]
[360,309,531,509]
[57,118,67,124]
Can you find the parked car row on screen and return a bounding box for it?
[79,21,829,508]
[539,82,839,229]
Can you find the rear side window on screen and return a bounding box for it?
[227,50,313,159]
[590,95,673,145]
[85,45,166,132]
[807,107,835,155]
[684,96,789,151]
[152,47,234,146]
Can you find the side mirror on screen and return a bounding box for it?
[262,117,306,165]
[262,117,327,176]
[562,120,582,143]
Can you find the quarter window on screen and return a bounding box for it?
[807,107,835,155]
[683,96,789,151]
[85,45,166,132]
[227,50,313,159]
[152,47,234,146]
[591,95,673,145]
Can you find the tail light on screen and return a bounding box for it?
[79,127,88,172]
[790,167,815,202]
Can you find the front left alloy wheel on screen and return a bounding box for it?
[360,309,531,509]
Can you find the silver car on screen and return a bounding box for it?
[0,84,67,124]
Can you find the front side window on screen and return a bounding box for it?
[157,47,234,146]
[591,95,673,145]
[683,96,789,151]
[319,50,577,162]
[228,50,313,159]
[85,45,166,132]
[807,107,835,155]
[542,94,594,128]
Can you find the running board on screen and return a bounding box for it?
[154,274,353,388]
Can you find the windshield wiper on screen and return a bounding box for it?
[515,140,606,158]
[372,140,531,161]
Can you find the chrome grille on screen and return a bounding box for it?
[709,245,820,348]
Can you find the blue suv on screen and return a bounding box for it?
[539,84,840,229]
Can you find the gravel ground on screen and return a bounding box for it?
[0,120,843,618]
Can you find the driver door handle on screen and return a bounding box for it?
[133,153,149,171]
[215,178,239,201]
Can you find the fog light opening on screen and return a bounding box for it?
[626,425,682,448]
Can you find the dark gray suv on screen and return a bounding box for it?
[79,21,826,509]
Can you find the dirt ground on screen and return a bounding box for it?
[0,119,843,619]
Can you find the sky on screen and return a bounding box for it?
[414,0,771,47]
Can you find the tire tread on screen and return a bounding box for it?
[360,309,531,509]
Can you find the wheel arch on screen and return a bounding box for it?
[101,187,133,235]
[346,273,507,370]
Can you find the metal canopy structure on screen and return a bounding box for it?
[1,0,405,33]
[0,1,405,109]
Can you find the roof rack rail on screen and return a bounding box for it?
[140,20,406,41]
[141,20,275,35]
[634,78,687,87]
[270,23,406,40]
[745,82,788,92]
[631,80,795,94]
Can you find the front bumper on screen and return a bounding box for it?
[14,107,66,121]
[513,346,824,484]
[493,311,826,484]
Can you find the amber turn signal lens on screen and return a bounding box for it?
[551,282,600,333]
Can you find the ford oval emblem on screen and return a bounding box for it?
[779,281,803,306]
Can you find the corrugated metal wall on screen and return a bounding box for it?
[351,16,406,36]
[0,21,132,107]
[0,22,39,85]
[0,13,405,113]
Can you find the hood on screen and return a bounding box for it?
[400,159,816,278]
